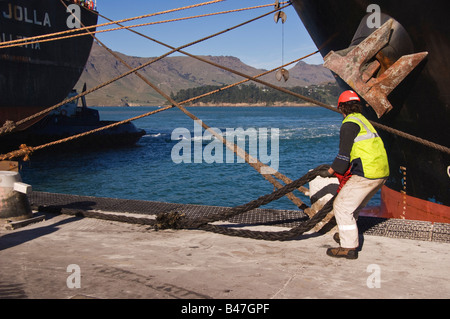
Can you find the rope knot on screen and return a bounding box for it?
[0,120,17,135]
[0,144,34,162]
[19,144,34,162]
[154,211,186,230]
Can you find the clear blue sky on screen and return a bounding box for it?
[93,0,323,70]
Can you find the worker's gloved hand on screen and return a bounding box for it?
[316,164,334,178]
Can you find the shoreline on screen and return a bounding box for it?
[182,102,317,107]
[96,102,320,107]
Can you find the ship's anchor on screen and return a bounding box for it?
[323,18,428,118]
[274,0,289,82]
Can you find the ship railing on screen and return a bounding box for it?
[69,0,97,11]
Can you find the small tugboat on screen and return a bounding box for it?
[0,87,146,153]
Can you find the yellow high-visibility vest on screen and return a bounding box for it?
[342,113,389,179]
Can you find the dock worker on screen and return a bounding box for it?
[317,90,389,259]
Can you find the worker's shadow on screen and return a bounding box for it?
[0,200,96,251]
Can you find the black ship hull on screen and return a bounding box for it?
[0,0,97,128]
[291,0,449,222]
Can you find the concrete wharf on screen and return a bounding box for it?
[0,191,449,301]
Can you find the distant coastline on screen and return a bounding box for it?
[113,102,319,107]
[182,102,317,107]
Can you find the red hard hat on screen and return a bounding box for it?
[338,90,360,106]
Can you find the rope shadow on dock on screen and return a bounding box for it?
[0,214,81,251]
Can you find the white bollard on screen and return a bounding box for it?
[0,171,33,223]
[308,175,339,214]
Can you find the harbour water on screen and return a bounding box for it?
[20,106,381,210]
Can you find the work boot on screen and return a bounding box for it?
[333,232,340,244]
[326,247,358,259]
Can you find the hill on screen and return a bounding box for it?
[74,42,335,106]
[171,83,339,106]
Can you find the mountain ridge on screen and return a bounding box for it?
[75,43,334,106]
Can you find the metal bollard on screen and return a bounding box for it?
[0,171,33,224]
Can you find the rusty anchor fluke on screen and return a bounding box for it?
[323,18,428,118]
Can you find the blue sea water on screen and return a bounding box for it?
[21,106,380,210]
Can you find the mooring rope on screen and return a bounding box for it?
[0,2,289,50]
[95,7,313,202]
[27,4,330,234]
[0,0,311,218]
[17,1,307,215]
[95,8,450,156]
[2,0,446,156]
[0,0,226,49]
[0,51,315,161]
